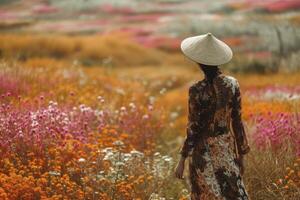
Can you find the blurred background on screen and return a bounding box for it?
[0,1,299,200]
[1,0,300,72]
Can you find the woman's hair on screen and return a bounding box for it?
[198,63,221,82]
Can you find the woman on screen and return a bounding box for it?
[175,33,251,200]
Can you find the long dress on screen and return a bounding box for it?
[179,72,251,200]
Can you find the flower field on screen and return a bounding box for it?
[0,33,299,199]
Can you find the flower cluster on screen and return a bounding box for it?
[245,85,300,101]
[0,135,173,199]
[251,112,300,156]
[0,92,167,199]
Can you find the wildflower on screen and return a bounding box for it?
[130,150,144,158]
[129,102,136,110]
[170,112,178,120]
[162,156,172,162]
[94,109,104,117]
[113,140,124,146]
[123,153,132,161]
[285,175,289,179]
[148,104,153,111]
[149,96,155,104]
[154,152,160,156]
[49,171,61,176]
[103,152,114,161]
[115,162,125,167]
[97,96,105,103]
[159,88,167,95]
[101,147,113,153]
[142,114,149,120]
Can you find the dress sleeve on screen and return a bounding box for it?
[231,81,250,156]
[179,86,199,158]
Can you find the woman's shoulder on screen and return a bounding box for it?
[217,74,240,95]
[218,74,239,87]
[189,79,206,91]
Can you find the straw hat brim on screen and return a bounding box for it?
[181,33,233,66]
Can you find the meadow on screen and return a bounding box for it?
[0,33,299,200]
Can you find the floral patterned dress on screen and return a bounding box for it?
[179,72,251,200]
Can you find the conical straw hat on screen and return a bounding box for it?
[181,32,233,66]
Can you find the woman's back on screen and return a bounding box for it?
[190,74,239,135]
[179,73,251,200]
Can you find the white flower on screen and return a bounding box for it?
[94,109,104,117]
[123,153,132,158]
[149,96,155,104]
[97,96,105,103]
[49,171,61,176]
[129,102,136,109]
[130,150,144,158]
[101,147,113,153]
[115,161,125,167]
[113,140,124,146]
[162,156,172,162]
[103,152,114,161]
[159,88,167,95]
[170,112,178,120]
[154,152,160,156]
[123,153,132,161]
[120,106,126,112]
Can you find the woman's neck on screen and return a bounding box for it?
[203,68,221,82]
